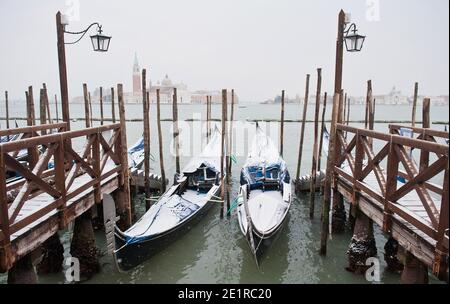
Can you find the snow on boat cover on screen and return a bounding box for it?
[120,126,222,245]
[237,124,291,251]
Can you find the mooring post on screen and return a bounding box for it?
[343,92,347,127]
[173,88,181,174]
[156,89,166,193]
[280,90,285,157]
[368,96,375,148]
[411,82,418,127]
[99,87,104,125]
[4,91,10,137]
[384,237,403,273]
[401,251,429,284]
[111,87,116,123]
[4,91,10,141]
[26,86,39,168]
[70,208,100,279]
[228,89,235,175]
[346,208,377,274]
[295,74,310,183]
[39,88,47,135]
[309,68,322,219]
[54,94,59,123]
[220,89,227,219]
[7,253,37,284]
[319,92,340,255]
[83,84,91,128]
[206,95,210,143]
[36,233,64,275]
[224,90,230,216]
[43,83,52,126]
[331,91,346,233]
[420,98,430,172]
[142,69,151,209]
[317,92,327,172]
[88,92,93,127]
[365,80,372,129]
[116,83,132,229]
[346,93,350,125]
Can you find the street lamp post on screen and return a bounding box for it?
[321,9,366,255]
[55,11,111,130]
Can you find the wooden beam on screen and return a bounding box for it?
[280,90,285,156]
[156,89,166,193]
[317,92,327,172]
[111,87,116,123]
[99,87,104,125]
[320,92,340,255]
[43,84,52,126]
[420,98,431,172]
[296,74,310,181]
[412,82,418,127]
[309,68,322,219]
[83,84,91,128]
[142,69,151,209]
[220,89,226,219]
[173,88,180,174]
[117,84,132,228]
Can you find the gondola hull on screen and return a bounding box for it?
[243,204,290,264]
[114,186,220,271]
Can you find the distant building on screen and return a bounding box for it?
[190,90,238,104]
[132,52,141,95]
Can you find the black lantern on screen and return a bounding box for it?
[90,26,111,52]
[343,23,365,52]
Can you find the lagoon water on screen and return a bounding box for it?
[0,101,448,284]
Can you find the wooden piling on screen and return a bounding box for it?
[343,92,347,126]
[228,89,235,175]
[88,92,93,126]
[280,90,285,157]
[295,74,310,182]
[4,91,9,140]
[142,69,151,209]
[54,94,59,123]
[412,82,418,127]
[346,93,351,125]
[83,84,91,128]
[220,89,227,219]
[319,92,341,255]
[173,88,180,174]
[365,80,372,129]
[224,90,230,216]
[111,87,116,123]
[43,84,52,126]
[39,88,47,135]
[420,98,430,172]
[4,91,9,131]
[99,87,104,126]
[26,87,39,168]
[309,69,322,219]
[206,95,210,143]
[116,84,132,229]
[317,92,327,172]
[156,89,166,193]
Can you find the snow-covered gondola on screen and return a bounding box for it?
[114,126,224,271]
[236,123,291,266]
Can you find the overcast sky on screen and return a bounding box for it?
[0,0,448,102]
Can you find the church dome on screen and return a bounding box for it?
[161,74,173,86]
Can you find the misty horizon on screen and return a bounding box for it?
[0,0,449,102]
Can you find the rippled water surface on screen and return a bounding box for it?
[0,102,448,284]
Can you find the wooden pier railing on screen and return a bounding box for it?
[333,123,449,278]
[0,123,127,271]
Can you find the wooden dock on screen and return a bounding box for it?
[332,123,448,279]
[0,122,131,272]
